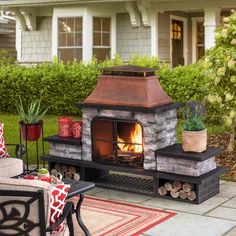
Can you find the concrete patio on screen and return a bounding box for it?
[86,180,236,236]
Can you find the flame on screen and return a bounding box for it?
[117,123,143,153]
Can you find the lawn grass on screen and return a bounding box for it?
[0,113,228,165]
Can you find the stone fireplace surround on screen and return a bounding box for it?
[81,107,177,170]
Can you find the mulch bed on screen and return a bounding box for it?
[208,132,236,181]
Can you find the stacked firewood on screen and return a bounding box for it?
[51,163,80,181]
[158,181,196,201]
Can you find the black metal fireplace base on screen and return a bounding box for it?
[94,173,153,196]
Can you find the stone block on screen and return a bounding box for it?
[99,110,132,118]
[144,161,156,170]
[49,143,82,160]
[156,156,216,176]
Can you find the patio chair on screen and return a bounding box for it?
[0,177,73,236]
[0,144,25,178]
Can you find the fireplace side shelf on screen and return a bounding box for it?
[155,144,221,161]
[44,135,82,145]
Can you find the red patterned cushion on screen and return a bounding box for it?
[0,123,10,158]
[50,184,70,233]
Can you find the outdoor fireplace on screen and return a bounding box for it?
[78,66,179,170]
[91,117,144,167]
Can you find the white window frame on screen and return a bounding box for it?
[90,11,116,60]
[192,17,204,63]
[52,8,86,61]
[92,17,112,60]
[52,7,116,62]
[170,15,188,67]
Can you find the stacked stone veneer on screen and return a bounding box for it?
[156,156,216,176]
[81,108,177,170]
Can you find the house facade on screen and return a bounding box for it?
[0,0,235,67]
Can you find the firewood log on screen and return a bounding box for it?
[182,183,194,193]
[61,164,68,173]
[173,181,182,190]
[158,186,167,196]
[187,191,197,201]
[54,163,61,171]
[65,171,72,179]
[69,166,76,174]
[179,190,187,199]
[164,182,173,191]
[73,172,80,181]
[170,189,179,198]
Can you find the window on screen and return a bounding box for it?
[196,21,205,60]
[93,17,111,60]
[172,22,182,40]
[58,17,82,62]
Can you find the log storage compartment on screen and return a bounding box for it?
[156,168,224,204]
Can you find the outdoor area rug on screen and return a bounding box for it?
[73,196,176,236]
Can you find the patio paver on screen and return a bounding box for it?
[88,180,236,236]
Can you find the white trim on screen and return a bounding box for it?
[151,11,158,57]
[192,17,204,63]
[16,27,21,61]
[170,15,188,67]
[90,11,116,59]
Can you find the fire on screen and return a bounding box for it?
[117,123,143,153]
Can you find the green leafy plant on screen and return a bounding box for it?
[38,168,49,175]
[183,101,206,131]
[16,97,50,124]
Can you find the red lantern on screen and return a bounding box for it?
[72,120,83,138]
[58,116,73,137]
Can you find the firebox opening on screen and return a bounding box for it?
[91,117,144,167]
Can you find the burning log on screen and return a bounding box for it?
[173,181,182,191]
[182,183,194,193]
[158,186,167,196]
[164,182,173,191]
[187,191,197,201]
[170,188,179,198]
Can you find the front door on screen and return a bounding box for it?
[171,19,184,67]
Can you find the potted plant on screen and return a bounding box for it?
[17,97,50,141]
[182,101,207,153]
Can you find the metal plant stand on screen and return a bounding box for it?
[19,123,45,173]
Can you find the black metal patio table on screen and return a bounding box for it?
[63,179,95,236]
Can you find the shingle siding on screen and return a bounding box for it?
[116,13,151,60]
[21,16,52,62]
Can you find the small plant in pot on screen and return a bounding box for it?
[182,101,207,153]
[17,97,50,141]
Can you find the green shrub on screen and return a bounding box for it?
[0,50,15,66]
[159,62,207,102]
[0,54,208,117]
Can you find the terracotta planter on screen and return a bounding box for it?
[20,121,42,141]
[182,129,207,153]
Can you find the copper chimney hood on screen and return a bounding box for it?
[84,65,173,108]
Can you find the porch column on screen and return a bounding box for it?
[204,7,221,49]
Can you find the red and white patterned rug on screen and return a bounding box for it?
[74,196,176,236]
